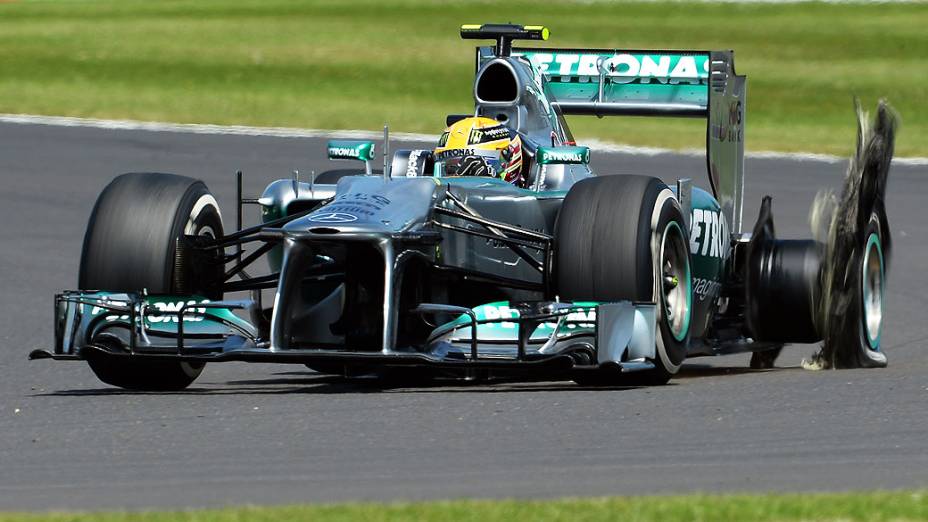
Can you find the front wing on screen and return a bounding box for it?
[31,291,659,378]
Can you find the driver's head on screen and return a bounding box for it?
[434,117,523,185]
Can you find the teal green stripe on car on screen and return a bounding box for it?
[442,301,599,341]
[865,232,884,350]
[82,293,256,337]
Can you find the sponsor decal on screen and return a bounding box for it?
[537,146,590,165]
[547,151,583,163]
[89,298,208,323]
[468,125,509,144]
[435,148,478,161]
[474,303,596,331]
[315,192,392,218]
[710,99,743,143]
[406,150,422,177]
[309,212,358,223]
[485,126,510,139]
[327,140,375,161]
[336,192,391,206]
[406,150,419,178]
[72,294,256,338]
[516,51,709,85]
[480,303,519,329]
[690,208,728,259]
[693,277,722,302]
[328,147,361,158]
[146,300,208,323]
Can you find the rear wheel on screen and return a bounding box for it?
[80,172,224,390]
[555,175,692,385]
[812,212,888,369]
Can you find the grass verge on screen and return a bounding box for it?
[0,0,925,156]
[4,491,928,522]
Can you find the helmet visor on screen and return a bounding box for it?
[437,148,502,178]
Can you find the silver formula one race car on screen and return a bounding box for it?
[31,24,894,390]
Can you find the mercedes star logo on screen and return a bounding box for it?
[309,212,358,223]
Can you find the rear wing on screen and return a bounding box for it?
[512,48,711,118]
[486,46,746,233]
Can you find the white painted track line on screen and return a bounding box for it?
[2,113,926,166]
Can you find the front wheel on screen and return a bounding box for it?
[555,175,692,385]
[79,172,224,390]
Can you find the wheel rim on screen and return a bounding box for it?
[861,232,883,350]
[660,221,691,342]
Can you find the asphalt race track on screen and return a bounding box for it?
[1,121,926,511]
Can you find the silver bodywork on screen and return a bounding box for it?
[34,27,758,380]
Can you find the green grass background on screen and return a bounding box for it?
[4,491,928,521]
[0,0,925,156]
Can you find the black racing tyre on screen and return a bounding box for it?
[555,175,692,385]
[79,172,224,390]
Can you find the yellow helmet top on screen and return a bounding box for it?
[435,116,511,156]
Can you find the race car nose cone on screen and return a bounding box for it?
[283,176,440,237]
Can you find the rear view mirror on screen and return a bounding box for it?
[535,146,590,165]
[327,140,376,175]
[327,140,375,161]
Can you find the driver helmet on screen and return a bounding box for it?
[434,117,523,186]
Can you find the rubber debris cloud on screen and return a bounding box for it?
[806,100,898,369]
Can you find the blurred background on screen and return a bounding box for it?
[1,0,925,156]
